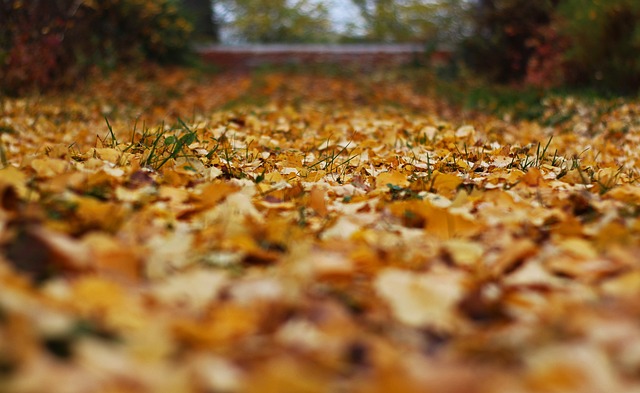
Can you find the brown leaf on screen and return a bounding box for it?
[458,283,510,324]
[0,182,19,212]
[2,226,90,281]
[490,239,538,277]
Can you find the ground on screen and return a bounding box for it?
[1,65,640,392]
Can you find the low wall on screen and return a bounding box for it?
[197,44,441,70]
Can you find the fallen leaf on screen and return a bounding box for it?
[308,186,328,217]
[375,267,465,330]
[376,171,409,189]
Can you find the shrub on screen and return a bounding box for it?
[523,24,567,88]
[556,0,640,94]
[459,0,557,83]
[0,0,193,95]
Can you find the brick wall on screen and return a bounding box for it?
[197,44,445,70]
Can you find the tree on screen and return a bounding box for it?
[556,0,640,93]
[218,0,333,43]
[460,0,557,83]
[182,0,219,42]
[352,0,409,41]
[350,0,450,43]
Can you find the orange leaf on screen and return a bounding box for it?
[308,186,328,217]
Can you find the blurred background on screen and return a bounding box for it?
[1,0,639,95]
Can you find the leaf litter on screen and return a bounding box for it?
[1,66,640,392]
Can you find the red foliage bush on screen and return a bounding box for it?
[0,1,71,93]
[460,0,558,84]
[524,25,567,88]
[0,0,192,95]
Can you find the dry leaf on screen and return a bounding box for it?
[376,171,409,189]
[431,171,463,195]
[375,267,465,330]
[308,186,329,217]
[151,269,227,313]
[2,66,640,392]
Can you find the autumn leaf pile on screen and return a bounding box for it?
[2,66,640,393]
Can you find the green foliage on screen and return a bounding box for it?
[219,0,333,43]
[117,118,199,170]
[407,66,546,120]
[182,0,219,41]
[460,84,546,120]
[349,0,449,43]
[557,0,640,93]
[352,0,417,42]
[0,0,193,95]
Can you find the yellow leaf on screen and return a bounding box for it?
[443,239,483,267]
[521,167,545,187]
[31,158,68,177]
[376,170,409,189]
[389,200,480,239]
[605,184,640,204]
[602,271,640,297]
[308,186,328,217]
[431,171,462,195]
[194,182,239,210]
[264,172,284,184]
[375,268,464,330]
[556,237,597,259]
[72,276,144,330]
[305,170,326,182]
[172,304,258,348]
[91,148,123,165]
[76,197,123,230]
[82,232,141,281]
[0,166,27,197]
[505,169,525,184]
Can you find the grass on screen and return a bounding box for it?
[394,63,639,124]
[101,115,274,181]
[0,141,7,168]
[513,136,555,171]
[0,124,17,168]
[101,116,201,171]
[303,136,359,184]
